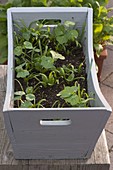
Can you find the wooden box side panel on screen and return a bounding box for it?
[3,109,110,159]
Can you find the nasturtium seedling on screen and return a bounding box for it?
[22,32,30,41]
[14,46,23,56]
[56,35,67,44]
[57,84,93,107]
[15,63,30,78]
[20,101,33,108]
[24,41,33,49]
[26,94,35,101]
[64,21,76,27]
[66,30,78,40]
[41,56,54,69]
[16,69,29,78]
[26,86,34,94]
[57,86,78,98]
[14,91,25,96]
[54,25,65,37]
[50,50,65,60]
[65,94,80,106]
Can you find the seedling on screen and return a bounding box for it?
[14,19,94,108]
[57,82,94,107]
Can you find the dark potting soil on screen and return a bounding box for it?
[14,44,87,108]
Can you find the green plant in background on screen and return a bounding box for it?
[0,2,12,63]
[93,5,113,56]
[0,0,112,63]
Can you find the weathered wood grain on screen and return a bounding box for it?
[0,65,110,170]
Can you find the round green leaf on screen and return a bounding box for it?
[17,69,29,78]
[67,30,78,40]
[20,101,33,108]
[26,86,34,94]
[54,25,64,36]
[15,63,25,71]
[14,91,25,96]
[56,35,67,44]
[26,94,35,101]
[14,95,21,101]
[57,86,77,98]
[14,46,23,56]
[41,56,54,69]
[22,32,30,41]
[24,41,33,49]
[65,95,79,106]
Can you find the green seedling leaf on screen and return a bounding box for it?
[34,48,40,52]
[41,73,48,83]
[58,67,65,76]
[14,95,21,101]
[64,21,75,27]
[20,101,33,108]
[57,86,77,98]
[26,86,34,94]
[24,41,33,49]
[48,72,55,85]
[15,63,25,71]
[66,30,78,40]
[50,50,65,60]
[62,64,73,73]
[17,69,29,78]
[37,99,46,108]
[22,32,30,41]
[14,91,25,96]
[14,46,23,56]
[81,98,94,104]
[26,94,35,101]
[56,35,67,44]
[57,83,93,107]
[41,56,54,69]
[31,32,38,38]
[54,25,65,36]
[65,94,79,106]
[66,72,75,82]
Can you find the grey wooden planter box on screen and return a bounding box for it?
[3,7,112,159]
